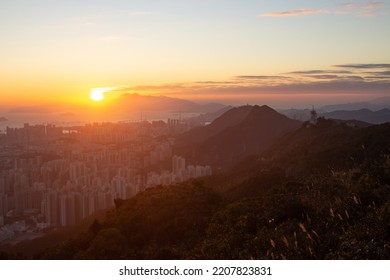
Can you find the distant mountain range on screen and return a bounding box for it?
[320,96,390,112]
[3,94,227,125]
[279,96,390,124]
[185,106,233,126]
[5,94,226,115]
[281,107,390,124]
[322,108,390,124]
[109,93,226,113]
[176,105,301,170]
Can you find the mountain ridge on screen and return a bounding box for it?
[110,93,226,113]
[176,105,301,170]
[322,108,390,124]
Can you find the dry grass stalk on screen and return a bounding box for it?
[299,223,307,233]
[282,236,289,248]
[329,207,335,217]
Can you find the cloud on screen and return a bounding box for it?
[338,1,384,16]
[110,63,390,101]
[296,74,365,81]
[261,2,385,18]
[367,76,390,79]
[337,3,356,8]
[180,80,390,99]
[287,70,353,75]
[235,75,290,80]
[334,63,390,69]
[194,81,237,85]
[116,83,191,93]
[197,80,390,96]
[261,9,329,17]
[118,79,389,98]
[306,75,342,79]
[340,75,366,81]
[365,71,390,76]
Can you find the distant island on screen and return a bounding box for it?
[0,117,8,122]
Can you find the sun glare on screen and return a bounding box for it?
[90,88,105,102]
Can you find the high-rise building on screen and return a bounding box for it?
[172,155,186,175]
[0,193,5,217]
[59,194,67,227]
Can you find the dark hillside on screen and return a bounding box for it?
[176,105,300,170]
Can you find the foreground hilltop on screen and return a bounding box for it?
[176,105,301,171]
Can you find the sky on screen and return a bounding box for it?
[1,0,390,107]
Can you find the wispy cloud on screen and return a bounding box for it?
[287,70,353,75]
[305,75,342,80]
[108,63,390,102]
[337,1,384,16]
[363,70,390,80]
[334,63,390,69]
[116,83,191,93]
[365,71,390,76]
[261,9,329,17]
[235,75,290,80]
[261,1,385,18]
[113,63,389,100]
[367,76,390,79]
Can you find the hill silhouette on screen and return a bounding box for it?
[322,108,390,124]
[176,105,301,170]
[110,93,225,113]
[4,94,226,125]
[185,106,233,126]
[319,97,390,112]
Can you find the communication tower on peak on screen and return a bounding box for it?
[310,106,317,125]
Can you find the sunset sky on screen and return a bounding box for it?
[1,0,389,107]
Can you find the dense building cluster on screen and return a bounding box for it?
[0,120,211,243]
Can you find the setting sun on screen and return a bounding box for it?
[90,88,105,102]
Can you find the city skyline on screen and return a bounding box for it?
[0,120,211,235]
[1,0,389,107]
